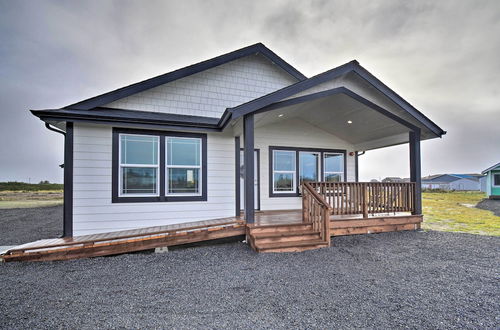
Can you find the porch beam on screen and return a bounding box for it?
[409,130,422,215]
[234,136,241,217]
[63,122,74,237]
[243,114,255,223]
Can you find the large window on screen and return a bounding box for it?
[119,134,159,196]
[269,147,346,197]
[299,151,320,184]
[166,137,201,195]
[112,129,207,203]
[273,150,296,193]
[324,153,344,182]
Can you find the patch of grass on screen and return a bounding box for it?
[0,190,63,209]
[0,200,63,209]
[423,191,500,236]
[0,181,63,191]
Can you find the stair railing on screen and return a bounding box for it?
[302,182,332,246]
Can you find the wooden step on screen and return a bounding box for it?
[252,230,321,244]
[247,223,313,235]
[254,239,329,253]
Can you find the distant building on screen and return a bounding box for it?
[382,177,404,183]
[481,163,500,199]
[421,174,483,191]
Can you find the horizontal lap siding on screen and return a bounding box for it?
[254,119,356,211]
[72,123,235,236]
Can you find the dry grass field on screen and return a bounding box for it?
[422,191,500,236]
[0,190,63,209]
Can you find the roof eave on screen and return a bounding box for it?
[31,109,222,132]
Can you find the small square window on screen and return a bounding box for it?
[494,174,500,186]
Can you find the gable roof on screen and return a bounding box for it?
[422,174,461,183]
[32,43,445,141]
[482,162,500,174]
[422,174,483,183]
[451,174,483,179]
[228,60,446,138]
[65,43,306,110]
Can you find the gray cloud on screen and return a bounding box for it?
[0,0,499,182]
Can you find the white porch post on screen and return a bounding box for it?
[243,114,255,223]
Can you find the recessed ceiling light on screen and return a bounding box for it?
[347,120,353,124]
[278,114,284,117]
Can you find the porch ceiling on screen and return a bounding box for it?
[253,92,412,150]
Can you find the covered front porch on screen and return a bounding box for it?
[233,90,423,219]
[245,181,421,252]
[228,73,428,251]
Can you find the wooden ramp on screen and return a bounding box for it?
[1,217,245,262]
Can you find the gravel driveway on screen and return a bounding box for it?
[1,206,499,329]
[0,205,62,245]
[477,198,500,217]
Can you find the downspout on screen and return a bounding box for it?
[45,122,73,237]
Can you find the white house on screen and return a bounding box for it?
[31,43,446,239]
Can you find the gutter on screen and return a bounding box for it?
[45,123,66,136]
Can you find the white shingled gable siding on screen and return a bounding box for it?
[105,54,298,118]
[253,118,356,211]
[72,123,235,236]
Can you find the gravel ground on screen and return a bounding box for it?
[1,227,499,329]
[477,199,500,217]
[0,206,62,245]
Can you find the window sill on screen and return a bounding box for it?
[112,195,207,203]
[269,192,299,198]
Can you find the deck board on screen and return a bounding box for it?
[2,211,422,262]
[5,216,245,254]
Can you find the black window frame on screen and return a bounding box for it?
[112,127,207,203]
[268,146,347,198]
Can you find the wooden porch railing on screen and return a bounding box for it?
[309,182,416,218]
[302,182,332,245]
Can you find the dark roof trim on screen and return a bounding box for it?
[351,63,445,137]
[33,85,421,135]
[31,107,221,132]
[228,60,357,120]
[482,162,500,174]
[251,86,420,132]
[65,43,306,110]
[228,60,445,137]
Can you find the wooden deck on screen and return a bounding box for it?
[1,210,421,261]
[1,217,246,262]
[247,209,422,252]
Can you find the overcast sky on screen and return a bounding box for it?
[1,0,499,183]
